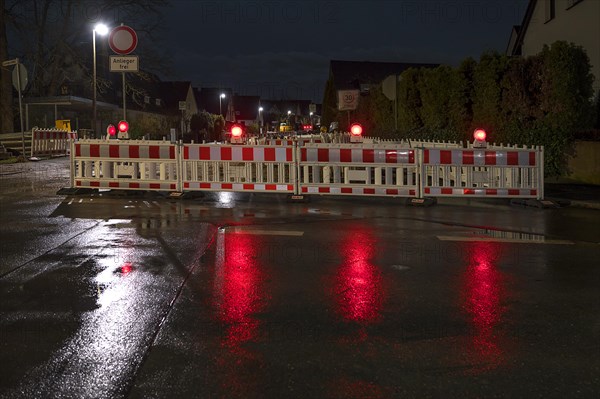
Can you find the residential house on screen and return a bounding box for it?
[194,87,234,121]
[231,95,261,127]
[506,0,600,97]
[159,81,198,133]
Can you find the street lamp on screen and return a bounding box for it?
[258,106,264,135]
[219,93,226,117]
[92,23,109,137]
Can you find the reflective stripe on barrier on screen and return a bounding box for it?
[424,149,536,166]
[183,182,294,191]
[75,143,175,159]
[302,186,416,196]
[302,147,414,164]
[75,181,177,190]
[184,145,292,162]
[424,188,537,196]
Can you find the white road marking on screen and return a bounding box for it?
[437,235,574,245]
[226,226,304,236]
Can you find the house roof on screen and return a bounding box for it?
[507,0,537,56]
[159,81,192,113]
[232,95,260,121]
[329,60,439,90]
[195,87,232,115]
[124,71,164,113]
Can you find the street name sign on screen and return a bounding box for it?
[110,55,139,72]
[2,59,18,67]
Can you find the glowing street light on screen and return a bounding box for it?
[219,93,226,116]
[92,23,109,136]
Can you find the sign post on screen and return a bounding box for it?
[108,25,138,121]
[5,59,28,156]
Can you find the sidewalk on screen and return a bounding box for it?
[545,183,600,210]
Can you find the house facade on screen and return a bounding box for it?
[507,0,600,97]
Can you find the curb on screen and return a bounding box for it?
[545,197,600,210]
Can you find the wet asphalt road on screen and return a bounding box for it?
[1,159,599,398]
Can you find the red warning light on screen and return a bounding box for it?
[350,123,363,136]
[118,120,129,133]
[106,124,116,136]
[119,262,134,274]
[231,125,243,137]
[474,129,487,141]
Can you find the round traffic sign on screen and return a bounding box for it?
[108,26,138,55]
[12,63,28,91]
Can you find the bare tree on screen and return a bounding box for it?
[1,0,14,133]
[3,0,170,100]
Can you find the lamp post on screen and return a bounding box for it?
[92,23,108,137]
[258,106,263,135]
[219,93,226,117]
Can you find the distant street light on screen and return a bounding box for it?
[219,93,226,117]
[92,23,109,136]
[258,106,264,135]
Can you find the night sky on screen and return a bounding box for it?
[160,0,528,102]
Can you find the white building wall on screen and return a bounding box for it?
[522,0,600,95]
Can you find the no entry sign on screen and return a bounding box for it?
[109,25,138,55]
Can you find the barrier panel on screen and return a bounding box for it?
[181,144,296,193]
[31,129,77,157]
[72,140,179,191]
[420,147,543,199]
[298,144,418,197]
[67,139,545,201]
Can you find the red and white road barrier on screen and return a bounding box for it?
[298,144,418,197]
[31,129,77,158]
[421,147,543,199]
[72,140,179,192]
[68,140,544,200]
[182,144,296,193]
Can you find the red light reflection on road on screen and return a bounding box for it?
[462,241,506,368]
[213,231,267,349]
[119,262,134,274]
[334,227,384,324]
[327,377,384,399]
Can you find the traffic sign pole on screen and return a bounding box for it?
[109,25,138,121]
[15,59,25,156]
[123,73,126,120]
